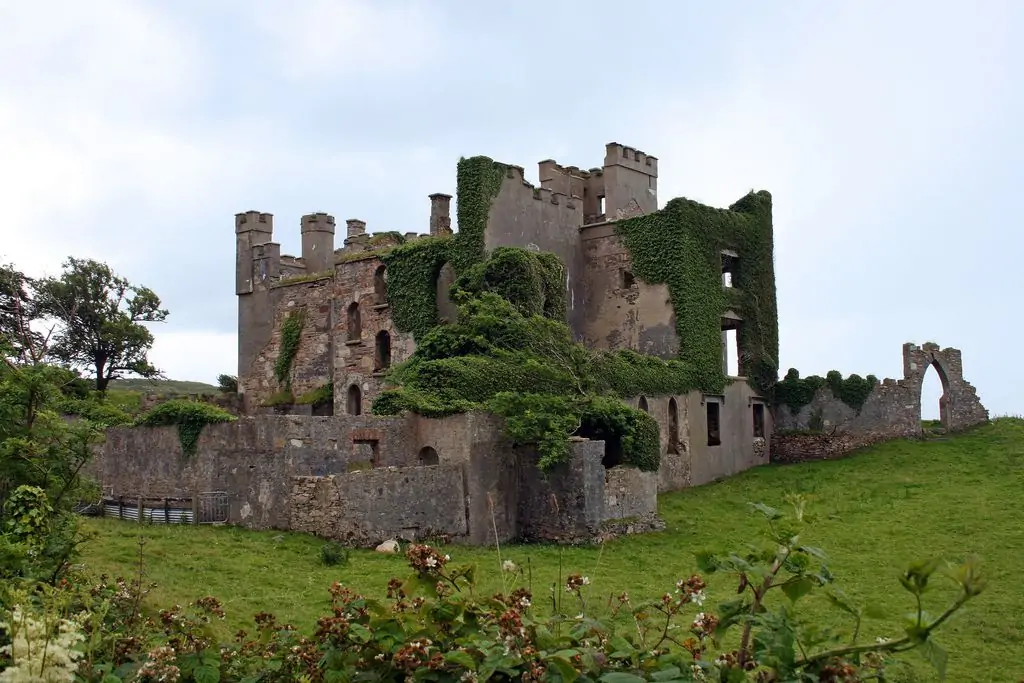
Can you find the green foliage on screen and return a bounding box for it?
[274,309,306,386]
[373,293,660,472]
[9,498,983,681]
[295,383,332,407]
[591,349,698,397]
[108,377,221,394]
[452,246,565,319]
[135,399,236,457]
[614,192,778,395]
[775,368,880,414]
[274,270,333,287]
[216,374,238,393]
[452,156,507,272]
[319,541,350,567]
[379,236,452,338]
[368,231,406,247]
[33,257,169,392]
[262,389,295,407]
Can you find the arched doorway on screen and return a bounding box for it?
[637,396,649,413]
[346,384,362,415]
[921,360,951,431]
[418,446,439,466]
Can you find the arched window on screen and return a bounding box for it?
[418,446,439,466]
[373,265,387,305]
[374,330,392,372]
[347,302,361,340]
[346,384,361,415]
[668,397,680,454]
[638,396,649,413]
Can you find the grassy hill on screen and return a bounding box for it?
[107,377,221,394]
[79,418,1024,681]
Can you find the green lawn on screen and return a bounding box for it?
[79,418,1024,681]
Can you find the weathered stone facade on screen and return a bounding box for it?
[90,412,662,546]
[772,342,988,463]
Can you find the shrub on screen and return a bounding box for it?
[135,399,236,456]
[319,542,349,567]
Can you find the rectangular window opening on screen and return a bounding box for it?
[706,401,721,447]
[721,252,738,288]
[599,196,606,216]
[752,403,765,438]
[723,328,740,377]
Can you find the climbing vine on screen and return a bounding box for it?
[372,291,663,472]
[614,191,778,395]
[274,309,306,386]
[451,156,506,272]
[380,236,452,338]
[452,247,565,319]
[775,368,879,414]
[136,399,237,457]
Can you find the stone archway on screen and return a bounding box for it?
[902,342,988,433]
[921,359,951,430]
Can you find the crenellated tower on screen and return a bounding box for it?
[235,211,278,382]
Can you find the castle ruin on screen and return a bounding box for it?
[89,141,989,546]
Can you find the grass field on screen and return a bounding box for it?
[79,418,1024,681]
[108,378,221,394]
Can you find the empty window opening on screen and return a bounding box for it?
[921,362,950,429]
[418,446,439,466]
[312,400,334,417]
[576,421,624,468]
[752,403,765,438]
[721,251,739,288]
[723,329,739,376]
[346,384,362,415]
[668,397,681,454]
[706,400,721,447]
[374,330,392,371]
[637,395,649,413]
[373,265,387,304]
[353,439,379,467]
[621,270,637,289]
[347,302,361,340]
[599,196,606,216]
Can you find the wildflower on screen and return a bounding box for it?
[502,560,517,573]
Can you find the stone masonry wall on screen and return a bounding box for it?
[578,224,679,358]
[240,277,334,411]
[93,415,417,530]
[289,465,468,546]
[332,255,416,416]
[773,342,988,463]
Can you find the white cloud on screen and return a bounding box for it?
[149,330,237,385]
[243,0,445,81]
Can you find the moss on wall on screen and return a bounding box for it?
[775,369,879,414]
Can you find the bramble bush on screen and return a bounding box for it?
[0,496,984,681]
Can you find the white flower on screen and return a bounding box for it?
[692,589,706,606]
[502,560,517,573]
[425,556,437,568]
[582,576,590,585]
[0,606,85,683]
[444,554,451,561]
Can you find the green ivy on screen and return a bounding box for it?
[452,247,565,319]
[614,192,778,395]
[774,368,879,414]
[275,271,333,287]
[274,309,306,386]
[136,399,237,457]
[380,236,453,338]
[368,231,406,247]
[295,382,333,407]
[372,292,661,472]
[451,156,506,272]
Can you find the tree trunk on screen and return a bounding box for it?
[95,359,108,393]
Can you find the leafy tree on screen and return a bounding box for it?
[217,374,238,393]
[0,263,42,364]
[34,258,168,392]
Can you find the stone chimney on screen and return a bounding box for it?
[429,193,452,236]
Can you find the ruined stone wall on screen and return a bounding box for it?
[289,465,468,545]
[332,255,416,416]
[578,225,678,358]
[93,415,418,530]
[604,467,659,521]
[483,165,584,329]
[625,381,771,492]
[772,342,988,463]
[240,277,334,410]
[515,441,606,543]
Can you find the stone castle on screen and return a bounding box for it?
[89,141,989,547]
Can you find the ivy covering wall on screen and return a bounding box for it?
[613,192,778,395]
[775,369,879,414]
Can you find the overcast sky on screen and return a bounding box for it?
[2,0,1020,418]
